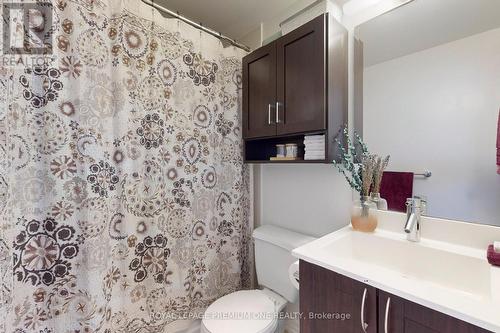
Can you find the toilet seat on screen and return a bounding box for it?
[201,290,279,333]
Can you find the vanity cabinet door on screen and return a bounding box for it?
[242,42,277,139]
[378,291,491,333]
[276,14,327,135]
[300,260,377,333]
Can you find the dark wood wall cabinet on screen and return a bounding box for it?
[299,260,491,333]
[242,13,347,163]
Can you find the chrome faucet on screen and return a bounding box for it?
[404,197,426,242]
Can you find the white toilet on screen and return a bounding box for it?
[201,225,315,333]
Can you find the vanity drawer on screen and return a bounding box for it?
[378,291,491,333]
[300,260,377,333]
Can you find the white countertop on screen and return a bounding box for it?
[292,211,500,332]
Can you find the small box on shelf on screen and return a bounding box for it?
[269,156,302,161]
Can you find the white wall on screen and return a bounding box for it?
[259,165,352,237]
[364,27,500,226]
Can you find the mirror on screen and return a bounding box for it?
[354,0,500,226]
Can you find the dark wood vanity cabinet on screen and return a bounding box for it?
[242,14,347,162]
[300,260,491,333]
[378,291,490,333]
[300,260,377,333]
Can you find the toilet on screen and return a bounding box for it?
[201,225,315,333]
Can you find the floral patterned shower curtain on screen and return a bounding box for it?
[0,0,251,331]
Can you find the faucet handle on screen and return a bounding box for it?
[406,196,427,214]
[414,195,427,214]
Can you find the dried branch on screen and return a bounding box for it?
[361,155,376,197]
[372,155,390,193]
[332,126,369,196]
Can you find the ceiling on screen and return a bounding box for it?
[358,0,500,66]
[154,0,352,41]
[154,0,300,40]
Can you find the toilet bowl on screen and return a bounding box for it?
[200,288,286,333]
[200,225,315,333]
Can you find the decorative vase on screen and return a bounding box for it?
[351,196,378,232]
[370,192,388,210]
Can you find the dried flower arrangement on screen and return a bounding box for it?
[332,127,391,231]
[332,127,390,198]
[372,155,390,194]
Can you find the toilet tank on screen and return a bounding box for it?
[252,225,315,303]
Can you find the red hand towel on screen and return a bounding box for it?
[487,245,500,267]
[379,171,414,212]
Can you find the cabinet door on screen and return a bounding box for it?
[242,42,277,139]
[378,291,491,333]
[276,14,327,135]
[300,260,377,333]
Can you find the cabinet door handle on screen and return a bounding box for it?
[268,103,274,125]
[384,297,391,333]
[360,288,368,333]
[275,101,281,124]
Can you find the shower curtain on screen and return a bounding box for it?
[0,0,251,332]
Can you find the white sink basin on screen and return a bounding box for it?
[293,222,500,332]
[322,230,491,299]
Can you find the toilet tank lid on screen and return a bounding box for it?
[252,225,316,251]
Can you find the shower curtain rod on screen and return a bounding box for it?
[141,0,251,52]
